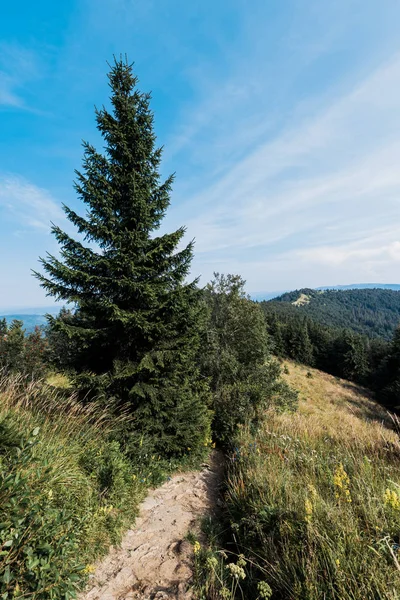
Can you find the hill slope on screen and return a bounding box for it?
[282,360,392,431]
[266,287,400,339]
[213,361,400,599]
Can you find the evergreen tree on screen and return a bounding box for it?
[266,313,285,356]
[340,330,369,383]
[34,58,211,457]
[298,322,314,366]
[0,320,25,372]
[23,327,48,378]
[0,318,6,336]
[379,327,400,408]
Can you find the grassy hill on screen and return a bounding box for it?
[202,361,400,599]
[266,287,400,339]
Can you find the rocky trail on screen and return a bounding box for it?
[79,452,223,600]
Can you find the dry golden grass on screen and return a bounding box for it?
[281,360,398,447]
[46,371,72,389]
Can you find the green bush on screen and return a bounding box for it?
[0,376,146,599]
[0,424,83,600]
[201,274,297,445]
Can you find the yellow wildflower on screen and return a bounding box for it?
[384,488,400,510]
[193,541,201,555]
[333,464,352,503]
[305,497,313,523]
[83,564,96,574]
[308,484,318,500]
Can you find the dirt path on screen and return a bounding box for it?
[80,452,223,600]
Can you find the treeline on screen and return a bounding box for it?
[0,318,47,377]
[261,302,400,410]
[270,287,400,340]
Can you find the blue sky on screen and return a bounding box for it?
[1,0,400,309]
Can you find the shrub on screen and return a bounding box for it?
[0,374,145,598]
[201,274,297,445]
[0,424,83,600]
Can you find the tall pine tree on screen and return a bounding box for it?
[35,58,211,457]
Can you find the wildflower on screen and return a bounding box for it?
[206,556,218,570]
[308,484,318,500]
[226,562,246,580]
[304,497,313,523]
[237,554,246,568]
[83,564,96,574]
[333,463,352,503]
[132,474,136,480]
[384,488,400,510]
[335,559,340,568]
[257,581,273,599]
[187,447,191,451]
[220,587,231,599]
[193,541,201,555]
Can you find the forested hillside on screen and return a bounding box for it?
[265,287,400,339]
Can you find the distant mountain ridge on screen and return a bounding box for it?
[0,307,60,333]
[252,283,400,301]
[265,287,400,340]
[1,314,48,333]
[316,283,400,291]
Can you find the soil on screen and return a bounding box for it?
[79,451,223,600]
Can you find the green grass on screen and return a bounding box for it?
[0,372,147,599]
[195,362,400,599]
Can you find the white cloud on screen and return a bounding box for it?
[0,176,64,231]
[164,53,400,289]
[0,43,41,108]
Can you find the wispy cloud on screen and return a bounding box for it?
[165,52,400,289]
[0,43,41,108]
[0,176,64,231]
